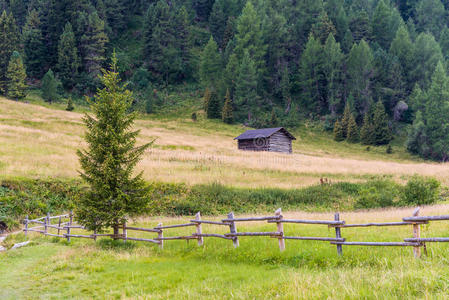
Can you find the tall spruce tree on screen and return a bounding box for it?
[0,11,19,94]
[222,89,233,124]
[297,34,325,113]
[346,40,374,117]
[77,54,151,233]
[333,119,345,141]
[406,110,427,155]
[371,100,392,145]
[346,113,359,142]
[340,103,352,138]
[323,33,343,114]
[234,1,266,75]
[41,69,58,103]
[6,51,27,100]
[234,51,258,122]
[360,110,374,145]
[22,9,45,79]
[80,12,108,77]
[389,24,414,91]
[199,37,222,90]
[206,89,221,119]
[57,23,80,89]
[410,33,443,89]
[422,61,449,160]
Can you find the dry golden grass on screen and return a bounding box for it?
[2,97,449,188]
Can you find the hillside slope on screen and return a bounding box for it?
[1,98,449,188]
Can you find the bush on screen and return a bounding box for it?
[400,176,440,205]
[355,180,399,209]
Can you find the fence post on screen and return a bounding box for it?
[334,213,342,256]
[158,223,164,250]
[123,221,127,242]
[412,207,421,258]
[57,216,62,236]
[24,215,29,237]
[67,210,73,242]
[228,212,239,248]
[195,212,203,246]
[275,208,285,251]
[44,212,50,235]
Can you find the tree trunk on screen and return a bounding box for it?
[113,224,119,240]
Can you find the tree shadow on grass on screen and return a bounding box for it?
[97,239,137,251]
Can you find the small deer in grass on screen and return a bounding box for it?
[320,178,332,185]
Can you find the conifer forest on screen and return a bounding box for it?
[1,0,449,160]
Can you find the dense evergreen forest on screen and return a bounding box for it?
[1,0,449,160]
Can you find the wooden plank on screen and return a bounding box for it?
[154,236,197,241]
[227,212,239,248]
[268,219,345,225]
[283,237,345,242]
[405,238,449,243]
[117,236,160,244]
[403,215,449,222]
[275,208,285,251]
[125,227,161,233]
[44,233,65,238]
[67,211,73,242]
[190,220,229,226]
[222,216,279,222]
[28,220,45,225]
[337,222,427,228]
[193,233,232,240]
[47,225,65,230]
[331,241,422,247]
[335,213,342,256]
[225,232,282,237]
[155,223,195,229]
[48,215,69,220]
[25,228,45,233]
[63,234,94,239]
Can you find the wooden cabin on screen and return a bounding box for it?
[234,127,296,154]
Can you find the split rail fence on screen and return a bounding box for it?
[23,207,449,258]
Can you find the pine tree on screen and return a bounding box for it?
[57,22,79,89]
[6,51,27,100]
[234,51,258,122]
[199,37,222,90]
[422,61,449,160]
[22,9,45,79]
[207,89,221,119]
[406,110,427,155]
[41,69,58,103]
[80,12,108,77]
[203,87,211,112]
[104,0,126,37]
[360,110,374,145]
[76,53,151,233]
[390,25,414,92]
[311,11,336,43]
[340,103,351,138]
[410,33,443,89]
[297,34,324,113]
[0,11,19,94]
[323,33,343,115]
[234,1,266,74]
[371,100,392,145]
[415,0,445,39]
[66,96,74,111]
[270,108,278,127]
[224,53,239,96]
[222,89,233,124]
[333,119,345,141]
[346,114,359,143]
[349,10,371,43]
[371,0,394,49]
[346,40,374,116]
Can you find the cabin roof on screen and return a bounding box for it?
[234,127,296,140]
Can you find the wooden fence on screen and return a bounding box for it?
[23,207,449,258]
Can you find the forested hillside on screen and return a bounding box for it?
[1,0,449,160]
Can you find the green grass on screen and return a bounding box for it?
[2,217,449,299]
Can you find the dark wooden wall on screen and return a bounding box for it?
[237,132,292,154]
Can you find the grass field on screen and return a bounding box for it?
[2,205,449,299]
[1,97,449,188]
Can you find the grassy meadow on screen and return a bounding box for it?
[2,206,449,299]
[1,97,449,189]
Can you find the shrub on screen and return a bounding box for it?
[400,176,440,205]
[355,180,399,209]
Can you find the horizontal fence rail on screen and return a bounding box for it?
[22,207,449,258]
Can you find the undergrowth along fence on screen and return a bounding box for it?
[23,207,449,258]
